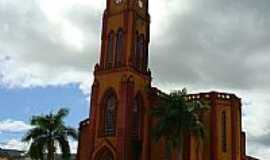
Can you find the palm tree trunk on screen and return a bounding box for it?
[47,140,55,160]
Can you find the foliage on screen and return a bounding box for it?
[22,108,78,160]
[150,89,208,160]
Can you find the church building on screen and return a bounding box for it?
[76,0,258,159]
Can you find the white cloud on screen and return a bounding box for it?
[0,138,77,155]
[0,139,28,151]
[0,139,78,155]
[0,0,98,95]
[245,141,270,159]
[0,119,32,133]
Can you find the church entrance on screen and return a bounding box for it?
[96,149,114,160]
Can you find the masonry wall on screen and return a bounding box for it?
[181,92,243,160]
[77,120,92,160]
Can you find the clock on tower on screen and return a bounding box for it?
[138,0,144,8]
[114,0,122,4]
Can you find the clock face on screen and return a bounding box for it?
[114,0,123,5]
[137,0,143,8]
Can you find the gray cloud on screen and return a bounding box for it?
[0,0,102,92]
[151,0,270,90]
[250,133,270,147]
[0,0,100,68]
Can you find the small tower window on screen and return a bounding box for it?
[106,32,114,69]
[135,33,140,70]
[132,96,141,138]
[222,111,227,152]
[104,92,117,136]
[139,35,145,71]
[115,29,124,67]
[134,34,145,71]
[144,46,148,71]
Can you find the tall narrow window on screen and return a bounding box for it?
[132,96,141,138]
[135,33,140,70]
[138,35,145,71]
[134,34,145,71]
[222,111,227,152]
[144,48,148,71]
[104,93,117,136]
[106,32,114,69]
[115,29,124,67]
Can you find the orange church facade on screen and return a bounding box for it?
[76,0,257,159]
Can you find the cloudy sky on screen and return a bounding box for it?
[0,0,270,158]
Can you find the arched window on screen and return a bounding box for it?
[131,95,142,138]
[115,29,124,67]
[106,32,114,69]
[134,34,145,71]
[221,111,227,152]
[103,91,117,136]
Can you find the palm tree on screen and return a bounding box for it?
[150,89,208,160]
[22,108,78,160]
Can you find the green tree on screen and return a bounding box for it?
[22,108,78,160]
[151,89,208,160]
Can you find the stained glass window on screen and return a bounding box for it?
[104,94,116,136]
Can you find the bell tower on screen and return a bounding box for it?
[98,0,150,73]
[77,0,152,160]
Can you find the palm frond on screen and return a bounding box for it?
[31,115,50,130]
[54,108,69,126]
[22,128,48,142]
[56,108,69,119]
[64,127,78,140]
[150,88,209,156]
[23,108,77,160]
